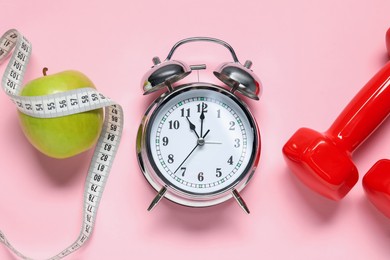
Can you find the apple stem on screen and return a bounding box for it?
[42,67,48,76]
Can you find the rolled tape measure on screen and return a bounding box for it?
[0,29,123,259]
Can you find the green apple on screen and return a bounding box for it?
[18,69,104,159]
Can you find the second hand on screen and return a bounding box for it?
[173,129,210,174]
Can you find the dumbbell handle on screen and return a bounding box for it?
[326,61,390,153]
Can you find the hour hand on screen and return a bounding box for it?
[186,116,200,138]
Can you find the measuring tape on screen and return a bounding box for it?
[0,29,123,259]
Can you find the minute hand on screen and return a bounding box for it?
[200,103,205,137]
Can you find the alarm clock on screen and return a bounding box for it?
[136,37,261,214]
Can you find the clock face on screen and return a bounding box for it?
[146,86,257,196]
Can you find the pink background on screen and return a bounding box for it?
[1,0,390,259]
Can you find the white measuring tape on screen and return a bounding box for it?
[0,29,123,259]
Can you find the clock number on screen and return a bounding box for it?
[227,156,233,165]
[180,167,186,177]
[162,136,169,146]
[167,154,174,164]
[229,121,235,130]
[197,102,208,113]
[217,109,221,118]
[180,108,190,117]
[198,172,204,182]
[168,120,180,129]
[234,138,240,148]
[216,168,222,178]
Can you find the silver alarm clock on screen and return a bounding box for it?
[136,37,261,213]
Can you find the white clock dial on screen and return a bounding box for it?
[147,87,256,196]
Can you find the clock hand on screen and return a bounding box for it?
[174,143,199,174]
[186,116,200,138]
[200,102,205,137]
[173,129,210,174]
[204,141,222,144]
[202,129,210,139]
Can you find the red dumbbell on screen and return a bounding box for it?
[363,160,390,218]
[283,30,390,201]
[362,29,390,218]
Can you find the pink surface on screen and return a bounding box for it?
[0,0,389,259]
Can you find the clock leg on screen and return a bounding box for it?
[232,189,250,214]
[147,187,167,211]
